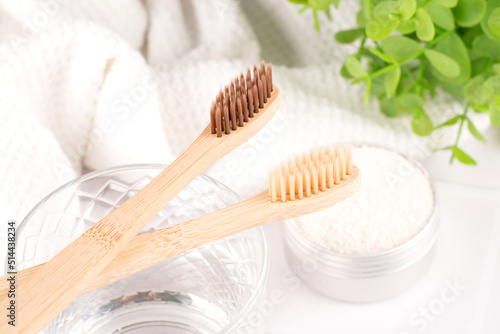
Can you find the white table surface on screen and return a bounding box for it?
[263,128,500,334]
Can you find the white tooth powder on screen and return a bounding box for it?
[292,145,435,255]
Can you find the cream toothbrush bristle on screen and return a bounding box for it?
[269,146,353,203]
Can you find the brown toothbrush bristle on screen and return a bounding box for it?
[210,102,216,134]
[223,97,230,135]
[215,106,222,137]
[258,80,264,108]
[210,62,276,137]
[234,79,239,94]
[269,146,353,203]
[248,85,255,118]
[262,73,268,103]
[252,83,259,114]
[236,91,244,126]
[230,93,237,130]
[267,64,273,94]
[241,89,249,122]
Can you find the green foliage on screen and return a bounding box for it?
[424,49,460,77]
[481,0,500,41]
[384,66,401,98]
[412,108,434,135]
[381,36,422,61]
[453,146,477,165]
[452,0,486,27]
[344,54,367,77]
[414,8,435,41]
[425,3,455,30]
[334,28,365,43]
[289,0,500,165]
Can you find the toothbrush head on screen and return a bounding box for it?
[210,62,274,137]
[269,146,356,203]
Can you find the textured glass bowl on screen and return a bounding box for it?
[6,164,269,333]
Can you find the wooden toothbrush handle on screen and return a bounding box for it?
[1,164,358,312]
[0,166,360,305]
[0,192,277,302]
[5,126,219,333]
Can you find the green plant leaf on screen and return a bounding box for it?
[488,8,500,36]
[398,0,417,20]
[412,108,434,135]
[490,95,500,126]
[288,0,308,4]
[453,147,477,165]
[309,0,333,10]
[381,35,423,61]
[397,93,423,113]
[340,64,354,78]
[414,8,435,41]
[374,1,399,16]
[425,3,455,30]
[384,65,401,98]
[368,47,397,62]
[361,0,372,20]
[472,34,500,60]
[424,49,460,78]
[486,75,500,95]
[481,0,500,41]
[366,14,400,41]
[335,28,365,43]
[439,82,466,99]
[436,115,462,128]
[357,10,368,27]
[493,64,500,75]
[344,55,367,78]
[472,105,490,112]
[371,77,386,98]
[397,19,416,33]
[430,0,458,7]
[461,24,484,48]
[452,0,486,27]
[467,118,486,142]
[464,75,494,106]
[471,57,491,78]
[432,32,471,84]
[380,97,399,117]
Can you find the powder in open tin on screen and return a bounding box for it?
[292,145,434,255]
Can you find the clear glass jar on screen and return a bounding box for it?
[283,148,438,302]
[6,164,269,333]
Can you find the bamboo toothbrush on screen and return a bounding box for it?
[4,62,280,333]
[0,146,360,301]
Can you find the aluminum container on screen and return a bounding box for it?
[283,148,438,302]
